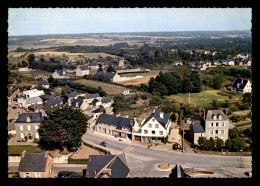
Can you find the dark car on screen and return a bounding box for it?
[12,106,17,109]
[172,143,179,150]
[100,141,108,147]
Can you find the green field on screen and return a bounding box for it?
[167,89,242,108]
[8,145,45,155]
[75,79,130,95]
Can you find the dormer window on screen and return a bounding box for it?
[26,116,31,122]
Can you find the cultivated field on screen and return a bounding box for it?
[75,79,129,95]
[118,75,156,85]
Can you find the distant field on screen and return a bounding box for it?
[118,76,156,85]
[8,51,118,59]
[168,89,242,107]
[75,79,128,95]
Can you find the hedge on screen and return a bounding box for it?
[68,158,88,164]
[58,171,83,178]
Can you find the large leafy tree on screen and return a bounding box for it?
[38,106,88,153]
[189,71,202,93]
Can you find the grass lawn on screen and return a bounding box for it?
[75,79,129,96]
[167,89,242,108]
[8,145,45,155]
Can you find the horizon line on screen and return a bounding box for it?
[8,29,251,37]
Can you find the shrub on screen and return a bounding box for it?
[58,171,83,178]
[68,158,88,164]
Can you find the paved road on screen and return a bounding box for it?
[82,132,251,178]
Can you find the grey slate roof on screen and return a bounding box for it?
[40,94,56,101]
[86,93,100,100]
[24,97,42,105]
[206,110,229,121]
[70,99,83,108]
[192,121,205,133]
[89,61,98,66]
[96,114,133,130]
[45,97,63,106]
[66,92,77,99]
[79,65,88,71]
[56,69,68,76]
[15,113,42,123]
[231,78,249,90]
[101,98,111,103]
[18,153,47,172]
[94,71,116,79]
[142,108,170,128]
[36,78,49,85]
[86,154,129,178]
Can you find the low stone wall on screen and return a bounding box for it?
[195,150,251,156]
[8,156,21,163]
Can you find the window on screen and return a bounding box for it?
[215,130,218,134]
[35,172,41,178]
[155,124,159,128]
[152,130,155,135]
[21,133,24,139]
[210,130,213,135]
[35,125,39,130]
[20,125,24,131]
[27,125,31,131]
[99,127,101,131]
[144,130,148,134]
[152,119,155,122]
[148,124,152,128]
[211,123,213,127]
[35,133,39,139]
[216,123,218,127]
[221,130,224,134]
[159,131,163,135]
[221,122,224,127]
[24,173,30,178]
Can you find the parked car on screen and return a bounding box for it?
[100,141,108,147]
[172,143,179,150]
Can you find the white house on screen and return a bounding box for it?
[23,89,44,99]
[236,53,249,59]
[231,78,252,93]
[52,69,68,79]
[86,93,101,103]
[132,109,171,142]
[76,65,89,77]
[122,90,130,95]
[18,96,43,108]
[227,59,235,66]
[174,61,183,66]
[18,67,30,72]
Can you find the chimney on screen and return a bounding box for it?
[160,112,164,118]
[45,151,48,158]
[26,116,31,122]
[22,150,26,158]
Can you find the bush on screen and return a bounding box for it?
[225,137,246,152]
[68,158,88,164]
[58,171,83,178]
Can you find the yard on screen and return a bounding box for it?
[167,89,242,108]
[8,145,45,155]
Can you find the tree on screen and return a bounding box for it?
[229,128,240,139]
[208,137,216,150]
[216,138,224,151]
[242,93,252,106]
[198,137,209,150]
[48,76,54,84]
[211,99,220,110]
[38,106,88,153]
[61,85,72,96]
[182,77,193,93]
[106,65,115,73]
[28,54,35,67]
[226,138,246,152]
[190,71,202,93]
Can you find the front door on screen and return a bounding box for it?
[135,136,141,142]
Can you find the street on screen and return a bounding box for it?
[82,131,251,178]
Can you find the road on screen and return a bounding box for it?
[82,132,251,178]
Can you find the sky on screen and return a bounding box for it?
[8,8,252,36]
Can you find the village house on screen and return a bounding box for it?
[132,108,171,142]
[231,78,252,93]
[243,58,252,67]
[18,67,30,72]
[212,60,221,66]
[227,59,235,66]
[174,61,183,66]
[76,65,89,77]
[68,98,89,111]
[122,90,130,95]
[15,113,42,142]
[43,97,63,112]
[52,69,68,79]
[235,59,243,66]
[17,96,43,109]
[35,78,50,89]
[100,98,113,108]
[86,153,130,178]
[65,92,78,102]
[205,61,211,67]
[86,93,101,103]
[112,58,125,68]
[88,61,99,69]
[94,71,121,82]
[8,89,23,101]
[94,114,137,140]
[23,89,44,99]
[18,152,53,178]
[236,53,249,59]
[190,110,229,145]
[196,62,207,71]
[188,62,196,68]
